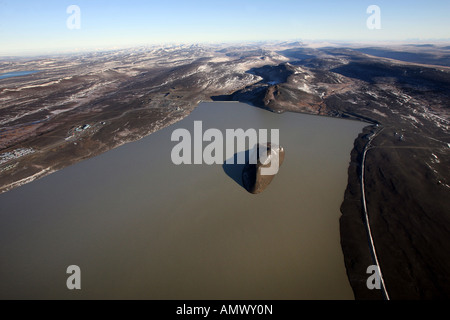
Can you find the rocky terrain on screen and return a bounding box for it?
[0,42,449,299]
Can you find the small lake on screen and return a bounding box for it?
[0,70,39,80]
[0,102,366,299]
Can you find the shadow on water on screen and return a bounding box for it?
[222,148,256,190]
[222,150,248,189]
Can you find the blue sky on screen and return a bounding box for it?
[1,0,450,55]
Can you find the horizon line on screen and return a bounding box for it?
[2,38,450,58]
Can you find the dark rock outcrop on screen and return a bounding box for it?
[242,143,285,194]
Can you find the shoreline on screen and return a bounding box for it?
[0,101,360,299]
[0,100,368,195]
[339,126,385,300]
[2,99,447,300]
[0,97,375,299]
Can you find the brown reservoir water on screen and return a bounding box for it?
[0,102,366,299]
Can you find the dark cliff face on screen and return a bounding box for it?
[342,130,450,299]
[339,128,384,300]
[242,143,285,194]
